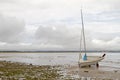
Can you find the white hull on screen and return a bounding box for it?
[78,56,104,67]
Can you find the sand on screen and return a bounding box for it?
[66,65,120,80]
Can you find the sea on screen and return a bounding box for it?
[0,52,120,71]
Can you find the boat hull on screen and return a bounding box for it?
[78,56,104,67]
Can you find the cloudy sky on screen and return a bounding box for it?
[0,0,120,51]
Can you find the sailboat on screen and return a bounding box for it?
[78,9,106,68]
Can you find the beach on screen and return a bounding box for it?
[67,65,120,80]
[0,61,120,80]
[0,52,120,79]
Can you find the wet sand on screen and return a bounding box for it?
[66,65,120,80]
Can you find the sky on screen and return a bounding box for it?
[0,0,120,51]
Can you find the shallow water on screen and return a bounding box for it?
[0,52,120,70]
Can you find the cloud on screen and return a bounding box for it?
[0,14,25,43]
[35,24,120,51]
[1,0,120,25]
[92,37,120,50]
[35,24,81,50]
[0,0,120,51]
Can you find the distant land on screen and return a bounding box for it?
[0,50,120,53]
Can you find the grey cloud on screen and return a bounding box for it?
[34,24,120,51]
[91,32,120,41]
[0,0,15,3]
[35,25,81,50]
[0,0,120,51]
[86,31,120,51]
[0,14,25,43]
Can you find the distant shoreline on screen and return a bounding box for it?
[0,50,120,53]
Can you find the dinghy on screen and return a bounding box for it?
[78,9,105,68]
[78,54,105,68]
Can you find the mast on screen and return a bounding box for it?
[79,9,87,60]
[81,9,86,53]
